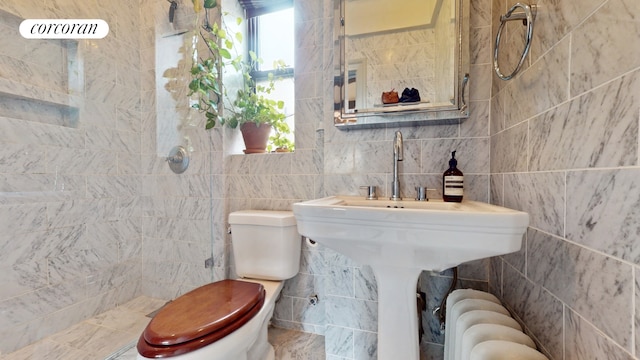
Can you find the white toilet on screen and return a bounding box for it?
[136,210,301,360]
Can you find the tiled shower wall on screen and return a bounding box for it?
[138,0,221,301]
[0,0,144,354]
[488,0,640,359]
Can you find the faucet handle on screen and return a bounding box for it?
[415,187,438,201]
[360,185,378,200]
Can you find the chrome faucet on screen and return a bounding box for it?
[391,131,403,200]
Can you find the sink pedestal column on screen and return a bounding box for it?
[372,266,423,360]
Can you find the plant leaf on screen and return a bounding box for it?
[219,48,232,59]
[203,0,217,9]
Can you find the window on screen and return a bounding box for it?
[246,5,295,151]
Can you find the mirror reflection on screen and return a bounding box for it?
[335,0,469,128]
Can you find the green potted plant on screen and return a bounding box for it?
[188,0,292,153]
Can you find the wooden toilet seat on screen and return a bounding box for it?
[137,279,265,358]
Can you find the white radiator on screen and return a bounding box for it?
[443,289,549,360]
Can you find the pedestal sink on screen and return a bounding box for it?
[292,196,529,360]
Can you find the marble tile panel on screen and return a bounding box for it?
[47,322,134,359]
[469,63,491,101]
[292,297,326,326]
[635,266,640,356]
[86,306,149,335]
[530,0,604,61]
[457,258,489,281]
[0,203,46,235]
[325,295,377,332]
[0,260,48,301]
[323,174,386,198]
[527,228,633,349]
[501,231,525,274]
[300,246,326,276]
[529,70,639,171]
[570,0,640,96]
[461,101,489,138]
[47,199,118,228]
[354,141,393,174]
[47,148,117,175]
[327,266,355,297]
[87,261,140,298]
[295,106,322,149]
[296,43,323,75]
[87,175,140,199]
[274,294,294,322]
[503,36,569,128]
[325,325,354,358]
[502,261,563,360]
[23,225,87,262]
[272,175,316,199]
[186,174,211,197]
[283,272,324,298]
[150,174,187,197]
[566,308,634,360]
[162,197,212,220]
[490,90,505,136]
[48,246,118,284]
[173,240,209,264]
[117,152,142,176]
[292,149,323,175]
[470,0,491,28]
[0,174,84,196]
[156,218,211,242]
[503,172,564,236]
[566,168,640,264]
[325,248,360,268]
[470,26,491,65]
[354,266,377,301]
[489,173,503,206]
[0,144,47,174]
[227,175,272,199]
[353,330,377,360]
[1,339,91,360]
[81,99,117,129]
[0,116,85,148]
[490,121,527,173]
[116,107,142,134]
[249,153,293,175]
[421,138,490,174]
[488,256,502,297]
[0,277,86,329]
[463,174,489,202]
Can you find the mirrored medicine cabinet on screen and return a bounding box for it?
[333,0,470,129]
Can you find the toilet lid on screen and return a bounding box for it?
[143,280,265,346]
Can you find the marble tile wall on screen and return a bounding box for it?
[0,0,144,354]
[489,0,640,359]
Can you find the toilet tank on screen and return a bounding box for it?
[229,210,301,280]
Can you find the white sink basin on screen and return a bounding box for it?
[292,195,529,360]
[293,195,529,272]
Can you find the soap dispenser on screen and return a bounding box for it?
[443,150,463,202]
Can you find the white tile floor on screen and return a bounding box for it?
[1,296,325,360]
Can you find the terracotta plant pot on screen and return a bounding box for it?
[240,122,272,154]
